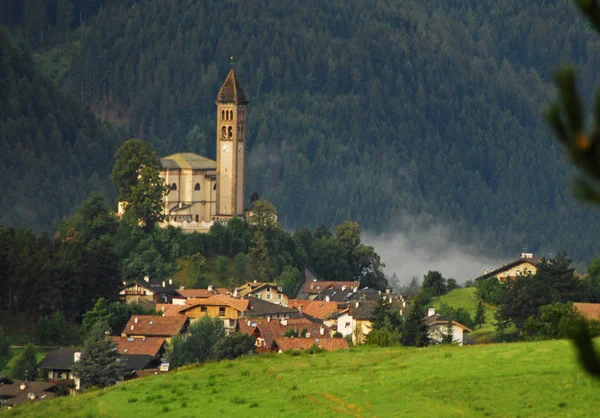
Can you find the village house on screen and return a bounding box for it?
[287,299,341,326]
[122,315,188,340]
[0,379,59,408]
[244,298,300,320]
[234,281,289,306]
[424,308,473,346]
[120,276,180,304]
[475,253,541,282]
[238,317,335,353]
[178,295,249,334]
[296,276,360,300]
[335,297,405,344]
[36,348,82,390]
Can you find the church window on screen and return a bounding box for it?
[171,183,177,191]
[230,110,234,119]
[213,183,217,190]
[228,126,233,138]
[222,110,225,120]
[221,126,226,138]
[194,183,201,191]
[195,215,199,222]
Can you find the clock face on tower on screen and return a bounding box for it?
[222,144,231,152]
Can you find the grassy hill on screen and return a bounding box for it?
[430,287,498,341]
[4,340,600,417]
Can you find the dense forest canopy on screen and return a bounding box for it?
[2,0,600,263]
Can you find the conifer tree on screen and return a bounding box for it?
[401,300,429,347]
[10,344,37,380]
[474,302,486,330]
[73,320,124,389]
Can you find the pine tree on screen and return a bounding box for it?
[474,301,486,330]
[10,343,37,380]
[73,320,124,389]
[401,300,429,347]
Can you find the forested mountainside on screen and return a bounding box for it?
[0,30,121,231]
[2,0,600,262]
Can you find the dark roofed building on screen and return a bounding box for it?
[120,276,179,304]
[37,348,82,390]
[0,381,58,408]
[475,253,542,282]
[244,298,301,319]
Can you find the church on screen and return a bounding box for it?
[157,69,249,232]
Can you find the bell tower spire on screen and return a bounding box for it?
[215,68,249,217]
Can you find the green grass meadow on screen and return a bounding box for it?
[3,339,600,417]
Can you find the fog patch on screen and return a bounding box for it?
[363,224,504,288]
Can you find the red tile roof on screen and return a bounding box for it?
[157,304,186,316]
[274,337,349,352]
[177,289,217,298]
[574,303,600,321]
[238,318,332,350]
[123,315,188,337]
[110,336,165,356]
[287,300,340,320]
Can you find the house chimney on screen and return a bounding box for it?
[233,289,238,298]
[169,279,173,285]
[74,352,81,362]
[247,320,251,326]
[162,281,166,288]
[298,305,303,314]
[134,317,139,324]
[131,325,134,331]
[267,315,271,322]
[341,285,347,291]
[355,301,360,308]
[320,327,325,336]
[161,305,165,312]
[19,383,26,391]
[353,287,358,293]
[208,284,213,292]
[280,318,288,326]
[428,307,436,317]
[144,275,150,282]
[27,393,36,400]
[325,295,330,302]
[122,281,126,286]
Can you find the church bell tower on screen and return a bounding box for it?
[216,69,248,217]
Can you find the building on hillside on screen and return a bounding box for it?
[335,298,405,344]
[36,348,82,391]
[110,336,166,358]
[179,295,249,334]
[234,281,289,305]
[120,276,179,304]
[244,298,300,320]
[0,380,59,408]
[287,299,341,325]
[238,317,332,353]
[424,308,473,346]
[296,277,360,300]
[475,253,541,282]
[122,315,188,340]
[118,69,249,233]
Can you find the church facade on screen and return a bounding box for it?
[158,69,248,233]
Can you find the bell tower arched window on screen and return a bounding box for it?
[213,183,217,190]
[221,126,226,138]
[171,183,177,191]
[228,126,233,138]
[194,183,201,191]
[229,110,234,120]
